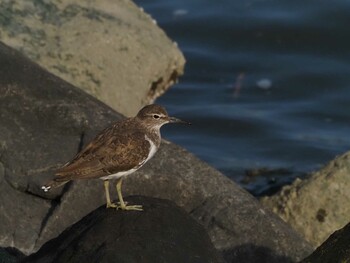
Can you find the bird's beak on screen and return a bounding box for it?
[168,116,191,125]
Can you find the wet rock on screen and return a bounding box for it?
[0,42,312,262]
[0,0,185,116]
[300,222,350,263]
[261,151,350,247]
[23,196,223,263]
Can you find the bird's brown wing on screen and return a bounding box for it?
[54,127,151,181]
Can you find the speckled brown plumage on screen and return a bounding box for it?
[41,104,189,211]
[54,122,153,181]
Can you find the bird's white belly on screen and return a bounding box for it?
[100,135,157,180]
[100,168,138,180]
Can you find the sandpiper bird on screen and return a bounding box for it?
[41,104,189,211]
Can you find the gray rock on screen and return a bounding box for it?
[0,41,121,254]
[300,222,350,263]
[0,42,312,262]
[0,0,185,116]
[261,152,350,247]
[23,196,223,263]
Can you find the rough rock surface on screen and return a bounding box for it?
[0,0,185,116]
[23,196,223,263]
[300,222,350,263]
[261,152,350,247]
[0,42,313,262]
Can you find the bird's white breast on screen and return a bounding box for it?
[142,135,157,165]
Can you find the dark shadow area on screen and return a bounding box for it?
[0,247,26,262]
[222,244,295,263]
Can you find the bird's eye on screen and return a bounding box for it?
[153,114,160,119]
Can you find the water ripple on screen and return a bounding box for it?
[136,0,350,195]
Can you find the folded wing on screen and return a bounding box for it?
[54,127,150,182]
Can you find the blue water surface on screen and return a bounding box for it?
[135,0,350,196]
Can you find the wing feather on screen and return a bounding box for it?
[54,126,151,181]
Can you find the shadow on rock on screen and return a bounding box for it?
[300,221,350,263]
[0,247,25,263]
[223,244,294,263]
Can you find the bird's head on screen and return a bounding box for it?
[136,104,189,130]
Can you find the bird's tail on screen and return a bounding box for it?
[41,179,70,192]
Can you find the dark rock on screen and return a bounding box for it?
[0,247,25,263]
[223,245,294,263]
[190,194,310,263]
[23,196,223,263]
[0,40,121,254]
[0,41,313,262]
[300,222,350,263]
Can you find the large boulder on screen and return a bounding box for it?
[261,152,350,247]
[0,41,121,255]
[0,42,313,262]
[0,0,185,116]
[23,196,223,263]
[300,222,350,263]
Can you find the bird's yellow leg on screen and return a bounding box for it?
[116,177,143,211]
[104,180,117,208]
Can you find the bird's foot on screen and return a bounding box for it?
[106,202,118,209]
[118,204,143,211]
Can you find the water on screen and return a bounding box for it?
[135,0,350,196]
